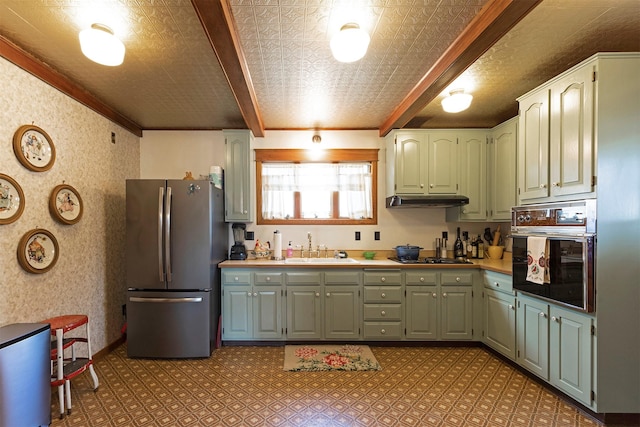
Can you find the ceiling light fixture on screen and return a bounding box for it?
[79,23,125,66]
[441,89,473,113]
[330,23,370,63]
[312,135,322,144]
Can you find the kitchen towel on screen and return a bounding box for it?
[526,236,550,285]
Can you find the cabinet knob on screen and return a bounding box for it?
[539,184,547,189]
[326,292,331,297]
[462,209,467,214]
[494,282,500,287]
[380,329,386,334]
[420,184,424,188]
[243,210,248,214]
[381,277,386,282]
[432,293,437,298]
[315,292,320,297]
[429,184,434,188]
[247,292,252,296]
[456,277,461,282]
[266,277,271,281]
[442,292,448,298]
[381,293,386,298]
[552,316,559,322]
[420,277,425,282]
[253,292,257,297]
[539,312,546,318]
[552,182,560,187]
[381,310,386,316]
[508,304,514,310]
[234,276,239,281]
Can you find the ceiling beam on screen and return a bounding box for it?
[0,36,143,137]
[379,0,542,137]
[192,0,265,138]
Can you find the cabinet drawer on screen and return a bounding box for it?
[363,322,402,339]
[285,272,322,285]
[364,286,402,303]
[222,271,252,285]
[441,272,473,286]
[484,271,513,293]
[364,304,401,321]
[324,271,361,285]
[363,271,402,285]
[405,271,438,285]
[254,272,284,285]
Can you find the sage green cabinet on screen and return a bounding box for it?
[488,118,517,221]
[455,131,487,220]
[363,271,402,339]
[549,305,593,407]
[405,285,438,339]
[440,272,474,340]
[325,285,360,340]
[286,286,322,339]
[224,130,253,222]
[221,270,283,340]
[516,294,549,380]
[483,288,516,360]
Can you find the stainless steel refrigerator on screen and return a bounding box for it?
[125,179,227,358]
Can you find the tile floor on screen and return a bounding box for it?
[49,344,606,427]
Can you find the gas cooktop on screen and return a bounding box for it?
[388,257,473,265]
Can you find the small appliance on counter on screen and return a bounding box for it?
[230,223,247,260]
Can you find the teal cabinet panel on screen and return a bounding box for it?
[517,295,549,380]
[222,285,252,339]
[224,130,252,222]
[483,289,516,359]
[440,286,473,340]
[286,286,322,339]
[253,287,283,339]
[324,286,360,340]
[405,285,438,340]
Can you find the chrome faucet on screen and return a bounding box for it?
[307,232,313,257]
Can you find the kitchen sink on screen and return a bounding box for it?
[284,257,360,264]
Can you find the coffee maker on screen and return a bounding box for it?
[230,223,247,260]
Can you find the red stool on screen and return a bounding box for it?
[42,315,99,419]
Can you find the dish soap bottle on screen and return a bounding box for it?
[286,241,293,258]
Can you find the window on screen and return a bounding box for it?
[255,149,378,225]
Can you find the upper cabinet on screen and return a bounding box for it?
[488,118,517,221]
[390,130,458,196]
[516,53,638,205]
[224,130,253,222]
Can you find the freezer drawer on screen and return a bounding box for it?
[127,291,211,358]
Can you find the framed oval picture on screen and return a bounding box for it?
[13,124,56,172]
[17,228,59,274]
[0,174,25,224]
[50,184,83,224]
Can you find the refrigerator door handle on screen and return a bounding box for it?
[165,186,172,282]
[158,187,165,281]
[129,296,203,303]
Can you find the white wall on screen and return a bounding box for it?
[141,129,498,255]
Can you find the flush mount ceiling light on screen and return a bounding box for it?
[330,23,370,63]
[312,134,322,144]
[79,23,125,66]
[441,89,473,113]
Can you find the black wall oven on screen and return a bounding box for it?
[511,200,596,313]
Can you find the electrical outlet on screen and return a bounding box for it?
[245,231,255,240]
[374,231,380,240]
[355,231,361,241]
[111,132,116,144]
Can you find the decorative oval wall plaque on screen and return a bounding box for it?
[13,124,56,172]
[17,228,60,274]
[50,184,83,224]
[0,174,25,224]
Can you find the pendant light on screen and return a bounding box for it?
[441,89,473,113]
[330,23,370,63]
[79,24,125,66]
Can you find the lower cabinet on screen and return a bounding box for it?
[286,286,322,339]
[324,285,360,340]
[363,270,402,340]
[483,288,516,359]
[516,293,595,408]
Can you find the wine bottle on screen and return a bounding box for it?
[454,227,464,260]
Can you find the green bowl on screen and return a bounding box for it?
[363,251,376,260]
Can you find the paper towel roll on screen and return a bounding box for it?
[273,230,283,260]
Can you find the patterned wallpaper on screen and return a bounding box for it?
[0,58,139,352]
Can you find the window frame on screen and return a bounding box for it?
[255,149,378,225]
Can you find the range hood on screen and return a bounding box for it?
[386,195,469,208]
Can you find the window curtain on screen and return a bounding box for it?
[262,163,372,219]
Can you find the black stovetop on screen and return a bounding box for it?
[388,257,473,265]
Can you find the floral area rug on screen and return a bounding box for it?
[283,344,381,371]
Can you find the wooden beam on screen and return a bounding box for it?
[379,0,542,137]
[191,0,265,137]
[0,36,143,137]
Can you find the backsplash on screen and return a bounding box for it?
[0,58,140,352]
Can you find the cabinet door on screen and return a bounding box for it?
[222,285,252,339]
[286,286,322,339]
[550,306,593,406]
[489,119,517,220]
[428,132,458,194]
[549,66,595,198]
[324,286,360,340]
[253,287,283,339]
[224,130,252,221]
[517,295,549,380]
[405,286,438,340]
[518,89,550,202]
[484,289,516,359]
[457,131,487,220]
[440,286,473,340]
[395,134,426,194]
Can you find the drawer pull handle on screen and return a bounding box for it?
[234,277,239,281]
[456,277,461,282]
[381,277,386,282]
[420,277,425,282]
[381,310,386,316]
[381,293,386,298]
[380,329,386,334]
[266,277,271,281]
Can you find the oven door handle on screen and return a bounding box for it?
[510,232,594,240]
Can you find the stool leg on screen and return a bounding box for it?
[86,320,99,390]
[65,379,72,415]
[89,364,99,390]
